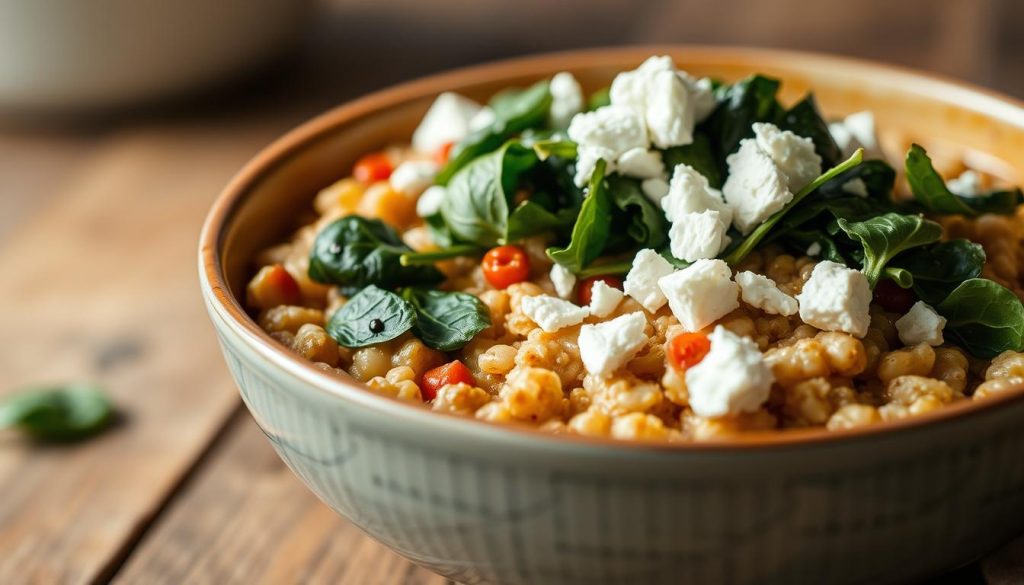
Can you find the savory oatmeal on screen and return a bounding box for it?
[246,56,1024,441]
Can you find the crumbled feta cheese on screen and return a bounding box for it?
[416,185,447,217]
[608,55,710,149]
[842,178,869,198]
[568,105,648,186]
[752,122,822,192]
[722,138,792,235]
[641,177,670,202]
[895,301,946,346]
[829,111,880,158]
[578,312,648,377]
[668,210,731,262]
[616,147,665,179]
[623,249,676,312]
[389,160,438,196]
[796,261,871,337]
[735,271,798,316]
[550,264,576,299]
[806,242,822,257]
[661,164,733,226]
[574,145,618,187]
[685,326,773,417]
[412,92,484,153]
[469,107,496,133]
[520,295,590,332]
[548,72,584,129]
[588,280,625,318]
[683,75,716,123]
[947,170,982,198]
[657,259,739,331]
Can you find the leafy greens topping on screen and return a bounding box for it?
[906,144,1023,216]
[832,212,942,288]
[936,279,1024,358]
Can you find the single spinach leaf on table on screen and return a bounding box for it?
[662,131,722,188]
[777,94,843,168]
[326,285,416,348]
[0,384,114,442]
[832,212,942,288]
[436,80,551,184]
[936,279,1024,358]
[889,239,986,304]
[705,74,784,164]
[902,144,1022,215]
[402,289,491,351]
[309,216,443,295]
[547,159,612,272]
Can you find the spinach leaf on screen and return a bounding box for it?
[960,188,1024,215]
[832,212,942,288]
[547,159,612,272]
[531,139,578,161]
[423,212,456,248]
[440,141,539,247]
[607,175,668,250]
[706,74,783,163]
[905,144,978,215]
[889,239,985,304]
[437,80,551,184]
[818,159,897,201]
[506,200,577,242]
[309,216,443,295]
[326,285,416,348]
[587,87,611,111]
[778,94,843,168]
[725,149,865,265]
[781,228,848,263]
[403,289,491,351]
[936,279,1024,358]
[662,131,723,188]
[0,384,114,442]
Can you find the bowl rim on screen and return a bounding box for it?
[199,44,1024,453]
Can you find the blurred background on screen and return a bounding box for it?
[2,0,1023,583]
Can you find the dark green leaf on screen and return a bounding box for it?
[706,74,783,164]
[0,384,113,442]
[905,144,978,216]
[587,87,610,111]
[325,285,416,348]
[960,188,1024,215]
[403,289,491,351]
[606,175,668,250]
[778,94,843,168]
[889,239,985,304]
[833,212,942,288]
[423,212,456,248]
[662,132,723,188]
[437,80,551,184]
[818,159,897,201]
[506,200,577,242]
[780,228,848,264]
[309,217,443,295]
[547,159,612,272]
[936,279,1024,358]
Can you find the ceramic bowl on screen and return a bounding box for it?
[199,47,1024,585]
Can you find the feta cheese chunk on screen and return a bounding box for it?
[685,326,773,417]
[752,122,822,192]
[896,301,946,346]
[722,138,792,235]
[796,261,871,337]
[829,111,880,158]
[657,259,739,331]
[616,147,665,179]
[389,160,438,196]
[668,210,731,262]
[588,280,625,318]
[550,264,577,299]
[641,177,670,202]
[735,271,798,316]
[578,312,648,377]
[416,185,447,217]
[412,92,484,153]
[947,170,982,198]
[623,249,676,312]
[568,105,649,186]
[548,72,584,129]
[661,164,733,226]
[574,145,617,187]
[520,295,590,333]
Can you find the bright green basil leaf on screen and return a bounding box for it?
[778,94,843,168]
[547,159,612,272]
[818,159,897,201]
[440,141,539,247]
[587,87,610,111]
[0,384,114,442]
[889,239,986,304]
[662,131,723,188]
[437,81,551,184]
[402,289,491,351]
[725,149,864,265]
[309,216,443,295]
[326,285,415,348]
[706,74,784,163]
[905,144,978,216]
[936,279,1024,358]
[833,212,942,288]
[606,175,668,251]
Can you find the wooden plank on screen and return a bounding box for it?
[0,118,288,584]
[112,413,452,585]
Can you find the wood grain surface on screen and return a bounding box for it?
[2,0,1024,583]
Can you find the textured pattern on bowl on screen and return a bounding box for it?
[200,47,1024,584]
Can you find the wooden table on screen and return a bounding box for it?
[2,1,1024,583]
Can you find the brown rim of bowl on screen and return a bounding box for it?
[200,45,1024,452]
